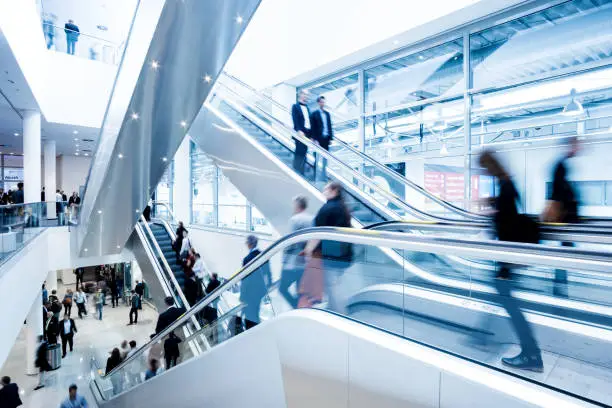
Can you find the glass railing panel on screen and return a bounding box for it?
[215,76,479,222]
[94,229,612,405]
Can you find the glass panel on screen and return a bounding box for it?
[301,73,360,120]
[218,205,248,231]
[365,38,464,113]
[95,232,612,406]
[470,0,612,90]
[250,205,273,234]
[191,204,216,227]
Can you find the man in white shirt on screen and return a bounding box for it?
[192,253,205,281]
[291,90,312,175]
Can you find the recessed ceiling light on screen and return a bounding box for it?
[180,121,187,128]
[162,157,168,162]
[131,112,139,120]
[418,55,424,60]
[13,132,19,136]
[84,248,88,252]
[73,130,78,135]
[151,60,160,69]
[74,138,78,141]
[203,74,212,83]
[116,245,121,249]
[392,40,399,45]
[118,153,124,159]
[97,210,102,214]
[135,209,140,213]
[235,15,243,24]
[75,152,79,156]
[84,153,89,156]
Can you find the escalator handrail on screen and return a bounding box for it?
[213,87,465,223]
[100,226,612,382]
[218,72,488,222]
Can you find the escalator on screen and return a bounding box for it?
[90,227,612,407]
[190,73,612,324]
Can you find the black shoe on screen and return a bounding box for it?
[127,322,133,326]
[62,354,66,358]
[501,352,543,372]
[34,385,45,391]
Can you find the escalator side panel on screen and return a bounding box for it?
[97,310,586,408]
[191,105,325,235]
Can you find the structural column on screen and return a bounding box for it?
[46,269,58,293]
[22,110,42,204]
[172,136,191,223]
[25,291,43,375]
[44,140,57,219]
[462,32,473,210]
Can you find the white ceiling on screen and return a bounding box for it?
[225,0,483,89]
[38,0,139,44]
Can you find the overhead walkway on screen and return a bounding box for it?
[90,227,612,407]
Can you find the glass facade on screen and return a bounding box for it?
[297,0,612,215]
[190,141,273,234]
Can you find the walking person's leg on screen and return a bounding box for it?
[279,267,299,309]
[62,336,67,357]
[496,277,543,371]
[68,334,73,352]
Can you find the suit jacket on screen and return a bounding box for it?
[155,306,186,334]
[59,319,77,338]
[291,103,311,133]
[0,382,22,408]
[310,109,333,146]
[240,249,272,303]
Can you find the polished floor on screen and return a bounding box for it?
[0,282,158,407]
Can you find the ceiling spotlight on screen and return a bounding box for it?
[84,153,89,156]
[180,121,187,128]
[135,209,140,213]
[75,152,80,156]
[73,130,78,135]
[562,88,584,116]
[440,141,449,156]
[235,15,243,24]
[118,153,124,159]
[418,55,425,60]
[97,210,102,214]
[203,74,212,83]
[116,245,121,249]
[13,132,19,137]
[84,248,88,252]
[74,138,78,141]
[151,60,160,69]
[162,157,168,162]
[392,40,399,45]
[131,112,139,120]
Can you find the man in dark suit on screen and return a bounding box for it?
[240,235,272,330]
[74,267,85,290]
[310,95,334,181]
[0,376,22,407]
[155,296,186,334]
[59,315,77,358]
[291,90,312,175]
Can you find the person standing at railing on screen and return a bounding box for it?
[478,150,543,373]
[240,235,272,330]
[68,192,80,223]
[42,14,56,50]
[291,90,312,175]
[64,20,80,56]
[310,95,334,181]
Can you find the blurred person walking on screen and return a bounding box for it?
[173,222,187,262]
[163,332,182,369]
[479,150,543,372]
[310,95,334,181]
[291,90,312,175]
[134,280,145,310]
[279,196,313,308]
[105,348,123,395]
[74,267,85,290]
[62,289,73,317]
[240,235,272,329]
[543,136,581,297]
[59,384,88,408]
[0,376,22,407]
[155,296,186,334]
[94,289,104,320]
[34,336,51,390]
[74,288,87,319]
[127,290,139,325]
[301,182,353,311]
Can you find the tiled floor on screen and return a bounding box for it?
[0,283,158,407]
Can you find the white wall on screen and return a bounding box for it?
[56,155,91,194]
[187,227,278,280]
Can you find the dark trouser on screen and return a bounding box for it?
[76,302,86,318]
[279,267,303,309]
[554,241,572,297]
[137,294,143,310]
[243,296,264,330]
[61,334,73,356]
[76,276,83,290]
[322,258,348,313]
[129,307,138,324]
[165,355,178,369]
[314,138,330,181]
[293,136,308,175]
[111,294,119,308]
[64,304,71,317]
[494,275,540,357]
